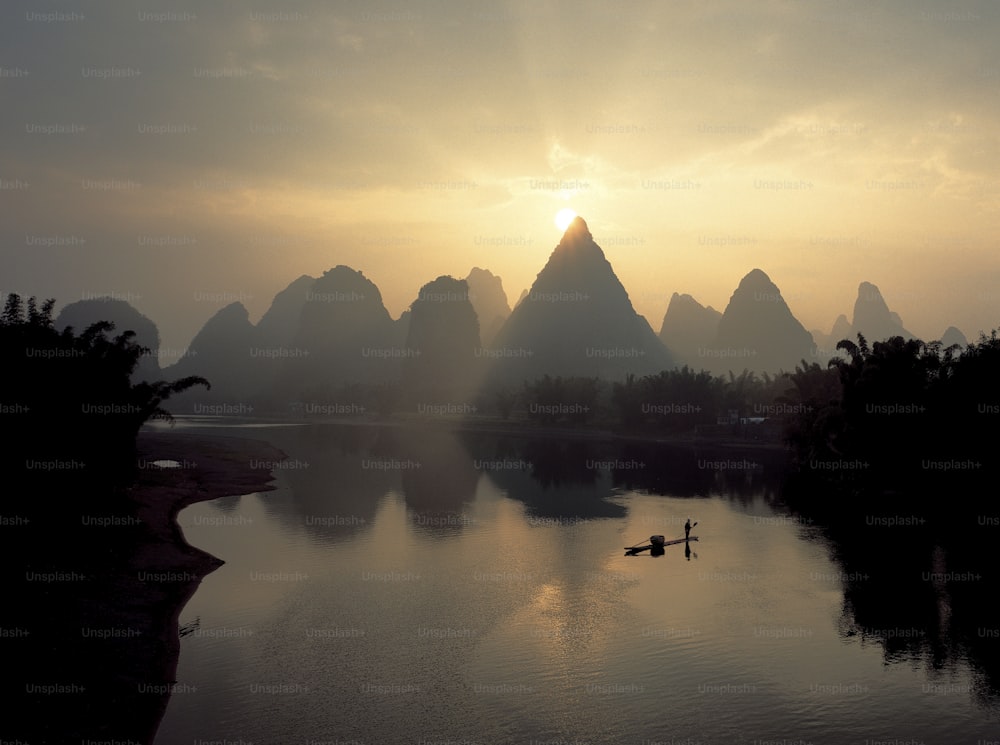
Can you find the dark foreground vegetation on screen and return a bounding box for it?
[4,290,996,501]
[762,334,1000,701]
[0,296,287,743]
[784,332,999,488]
[508,330,1000,484]
[3,292,999,741]
[1,293,207,494]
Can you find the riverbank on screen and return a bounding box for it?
[7,430,287,744]
[128,429,288,573]
[159,412,790,452]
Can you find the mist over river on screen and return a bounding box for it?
[154,421,1000,744]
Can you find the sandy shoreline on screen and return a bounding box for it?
[125,429,289,743]
[7,429,289,744]
[128,429,289,574]
[160,413,790,451]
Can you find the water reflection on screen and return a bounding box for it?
[4,476,221,744]
[249,424,485,540]
[10,421,1000,745]
[393,426,480,522]
[181,422,1000,715]
[262,424,397,542]
[192,421,1000,715]
[782,472,1000,710]
[160,419,1000,745]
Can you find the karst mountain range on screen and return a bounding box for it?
[55,217,968,408]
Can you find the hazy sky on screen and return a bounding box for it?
[3,0,999,358]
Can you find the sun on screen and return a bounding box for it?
[554,207,577,231]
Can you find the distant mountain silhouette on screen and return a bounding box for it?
[829,314,853,346]
[939,325,968,349]
[256,274,315,348]
[109,222,975,412]
[56,298,161,382]
[164,276,327,410]
[812,313,854,361]
[658,292,722,369]
[851,281,913,341]
[706,268,815,374]
[465,267,510,347]
[814,282,916,359]
[487,216,672,382]
[283,265,402,401]
[166,302,262,404]
[403,276,482,402]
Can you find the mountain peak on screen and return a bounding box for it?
[856,281,888,309]
[940,326,968,348]
[488,215,672,380]
[561,215,590,240]
[851,281,912,341]
[56,297,161,381]
[666,292,720,313]
[552,215,605,264]
[737,268,774,290]
[710,268,815,373]
[659,292,722,366]
[467,266,500,282]
[216,301,251,321]
[465,267,511,347]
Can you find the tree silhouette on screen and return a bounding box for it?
[785,329,1000,493]
[783,360,843,460]
[1,294,209,489]
[612,366,720,431]
[523,375,601,424]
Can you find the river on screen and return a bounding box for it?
[153,421,1000,744]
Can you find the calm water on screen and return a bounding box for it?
[154,422,999,744]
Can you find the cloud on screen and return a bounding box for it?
[3,0,1000,347]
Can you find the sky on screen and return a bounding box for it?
[2,0,999,360]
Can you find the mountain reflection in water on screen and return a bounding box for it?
[149,422,999,744]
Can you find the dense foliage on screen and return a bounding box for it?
[786,332,999,486]
[508,329,998,493]
[1,294,208,486]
